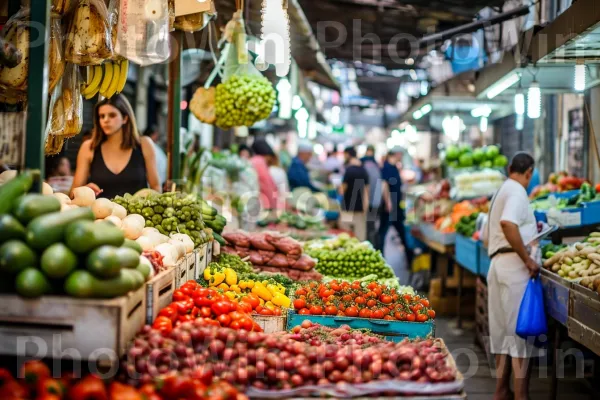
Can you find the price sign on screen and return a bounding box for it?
[174,0,212,17]
[0,112,25,167]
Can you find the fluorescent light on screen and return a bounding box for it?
[486,72,520,99]
[480,116,488,132]
[413,104,431,120]
[514,91,525,115]
[277,78,292,119]
[527,82,541,119]
[471,105,492,118]
[442,115,462,142]
[516,113,524,130]
[574,64,586,92]
[292,95,303,110]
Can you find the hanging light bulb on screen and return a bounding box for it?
[574,63,586,92]
[516,113,524,130]
[260,0,291,77]
[527,81,541,119]
[480,116,488,133]
[514,90,525,115]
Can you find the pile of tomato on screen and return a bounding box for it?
[152,280,263,336]
[292,281,436,322]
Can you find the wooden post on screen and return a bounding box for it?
[167,31,183,183]
[24,0,51,189]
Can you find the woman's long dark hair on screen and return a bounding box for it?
[91,94,140,150]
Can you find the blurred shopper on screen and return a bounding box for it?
[251,138,279,210]
[380,147,413,265]
[268,155,289,208]
[238,144,253,160]
[46,156,73,194]
[361,145,383,249]
[144,126,167,189]
[339,146,369,241]
[279,138,292,171]
[483,152,540,400]
[288,142,321,192]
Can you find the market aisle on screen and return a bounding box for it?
[436,318,592,399]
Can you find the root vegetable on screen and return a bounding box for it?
[91,198,114,219]
[72,186,96,206]
[111,203,127,219]
[53,193,71,205]
[104,215,122,228]
[122,214,145,240]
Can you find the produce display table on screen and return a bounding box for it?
[264,393,467,400]
[412,229,455,297]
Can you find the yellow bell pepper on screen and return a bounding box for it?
[217,282,230,291]
[239,281,248,290]
[259,298,265,306]
[266,284,280,295]
[252,282,273,301]
[272,292,291,308]
[203,267,211,281]
[276,284,285,294]
[224,291,236,300]
[246,280,255,289]
[224,268,237,286]
[265,301,276,311]
[230,284,241,293]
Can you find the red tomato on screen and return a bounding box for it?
[406,314,416,322]
[203,318,220,327]
[359,309,372,318]
[217,314,232,327]
[293,299,306,310]
[420,299,431,307]
[395,312,406,321]
[367,282,377,290]
[372,310,384,319]
[229,311,245,321]
[330,282,341,292]
[199,307,212,318]
[345,306,358,317]
[295,288,307,297]
[351,282,361,290]
[229,320,242,330]
[238,317,254,331]
[380,295,392,304]
[241,294,260,309]
[325,305,337,315]
[259,308,274,316]
[179,283,197,297]
[174,299,194,315]
[211,301,234,316]
[178,314,195,323]
[309,305,323,315]
[355,296,366,305]
[298,308,310,315]
[157,305,178,323]
[172,289,189,302]
[273,307,282,316]
[152,316,173,335]
[367,299,377,308]
[237,302,252,314]
[384,315,395,320]
[427,309,436,319]
[416,313,429,322]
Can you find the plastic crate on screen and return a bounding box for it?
[405,224,426,251]
[534,210,548,224]
[286,312,435,341]
[479,245,491,278]
[582,200,600,225]
[455,235,480,275]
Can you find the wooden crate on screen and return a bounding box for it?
[174,258,189,288]
[568,285,600,356]
[207,240,214,263]
[145,268,176,324]
[195,244,208,280]
[0,288,145,365]
[186,252,196,282]
[253,314,287,333]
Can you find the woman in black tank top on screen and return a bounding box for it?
[71,94,161,198]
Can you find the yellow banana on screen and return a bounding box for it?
[81,65,103,97]
[104,62,120,98]
[99,62,113,95]
[116,59,129,94]
[86,66,93,85]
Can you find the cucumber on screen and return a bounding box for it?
[15,268,51,298]
[0,214,26,242]
[135,262,151,280]
[65,220,125,254]
[124,268,145,289]
[26,207,95,250]
[41,243,78,279]
[212,232,226,246]
[0,170,36,214]
[13,194,61,225]
[0,240,37,274]
[64,269,136,299]
[122,239,143,255]
[117,247,141,269]
[86,246,123,279]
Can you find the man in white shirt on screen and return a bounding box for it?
[145,126,167,189]
[483,152,539,400]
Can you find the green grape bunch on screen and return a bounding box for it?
[215,75,277,129]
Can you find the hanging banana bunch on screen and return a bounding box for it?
[80,59,129,99]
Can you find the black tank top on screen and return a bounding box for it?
[89,145,148,199]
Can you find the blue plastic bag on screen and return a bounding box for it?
[516,277,548,339]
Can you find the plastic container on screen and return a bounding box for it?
[534,210,548,224]
[479,245,491,278]
[455,235,480,275]
[582,200,600,225]
[405,224,426,251]
[286,312,435,341]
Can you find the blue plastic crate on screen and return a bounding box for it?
[479,245,491,278]
[582,200,600,225]
[286,312,435,341]
[405,224,426,251]
[455,235,480,275]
